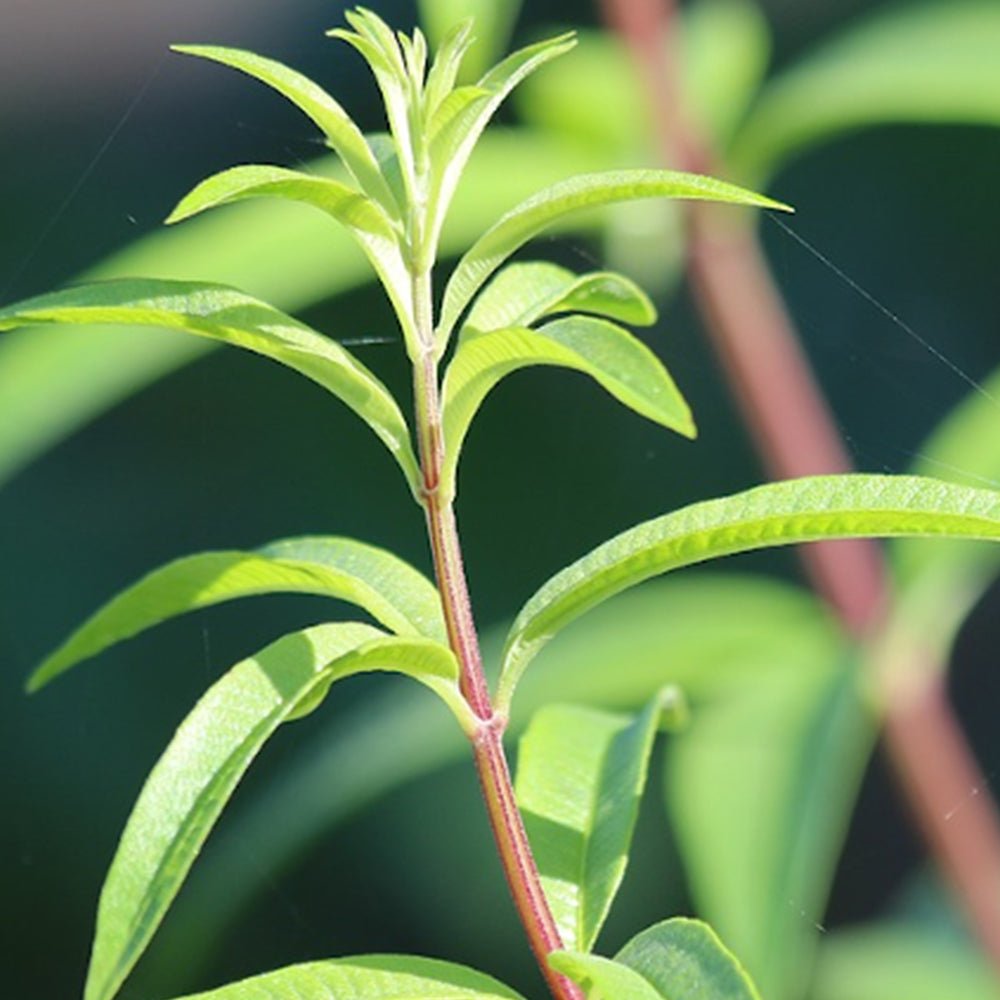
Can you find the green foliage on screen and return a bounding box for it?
[8,5,1000,1000]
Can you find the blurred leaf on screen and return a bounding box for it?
[729,1,1000,181]
[84,623,462,1000]
[888,365,1000,670]
[810,923,1000,1000]
[498,474,1000,708]
[682,0,771,147]
[166,164,415,340]
[418,0,523,82]
[437,169,791,344]
[461,262,656,338]
[28,535,445,692]
[0,278,421,492]
[170,45,398,217]
[615,918,762,1000]
[549,952,662,1000]
[168,955,525,1000]
[667,650,872,1000]
[440,315,694,497]
[0,130,608,489]
[515,695,664,952]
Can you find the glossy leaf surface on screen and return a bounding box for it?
[668,651,872,1000]
[418,0,523,82]
[441,315,693,496]
[84,623,462,1000]
[0,279,421,491]
[500,474,1000,706]
[28,536,444,692]
[461,261,656,338]
[615,918,762,1000]
[438,168,791,343]
[171,45,398,215]
[515,695,663,952]
[169,955,525,1000]
[730,1,1000,180]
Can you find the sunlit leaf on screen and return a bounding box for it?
[516,694,665,952]
[422,20,476,123]
[461,261,656,339]
[0,131,609,489]
[28,535,444,692]
[437,169,791,345]
[729,1,1000,181]
[615,918,762,1000]
[165,164,415,340]
[84,623,463,1000]
[810,923,1000,1000]
[170,45,398,216]
[549,952,662,1000]
[440,315,693,497]
[667,651,873,1000]
[424,32,577,262]
[168,955,525,1000]
[0,279,421,492]
[499,474,1000,707]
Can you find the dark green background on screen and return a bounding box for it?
[3,1,1000,997]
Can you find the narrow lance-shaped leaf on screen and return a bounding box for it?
[422,19,476,123]
[437,169,791,346]
[166,955,527,1000]
[499,474,1000,708]
[440,315,693,499]
[728,0,1000,181]
[166,165,416,343]
[0,279,422,493]
[616,918,762,1000]
[170,45,399,217]
[418,0,524,83]
[28,535,445,692]
[424,32,578,261]
[83,623,466,1000]
[515,693,667,952]
[461,261,656,340]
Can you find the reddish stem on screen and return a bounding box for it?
[598,0,1000,969]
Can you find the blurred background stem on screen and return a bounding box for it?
[598,0,1000,973]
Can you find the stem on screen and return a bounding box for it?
[599,0,1000,969]
[409,269,584,1000]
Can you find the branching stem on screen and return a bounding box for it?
[410,267,584,1000]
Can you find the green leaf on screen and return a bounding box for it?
[84,623,464,1000]
[729,1,1000,181]
[810,923,1000,1000]
[615,918,762,1000]
[0,278,421,493]
[549,952,663,1000]
[888,365,1000,672]
[461,261,656,338]
[424,32,578,262]
[516,695,665,952]
[165,164,415,342]
[168,955,525,1000]
[440,315,693,497]
[170,45,398,216]
[667,651,874,1000]
[499,474,1000,708]
[437,169,791,345]
[27,535,445,692]
[418,0,523,83]
[0,130,609,489]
